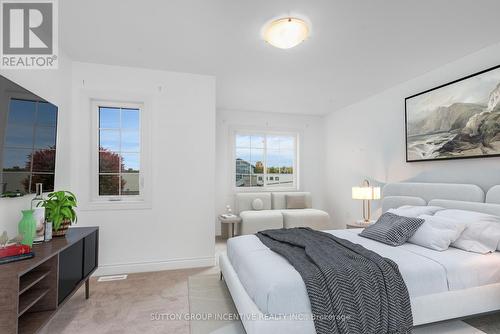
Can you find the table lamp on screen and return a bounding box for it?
[352,179,381,224]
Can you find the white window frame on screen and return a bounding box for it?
[231,129,299,192]
[90,99,151,208]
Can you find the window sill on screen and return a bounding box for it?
[234,186,298,193]
[79,199,152,211]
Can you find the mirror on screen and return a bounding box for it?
[0,75,58,197]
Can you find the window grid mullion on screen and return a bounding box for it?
[28,101,39,192]
[249,138,252,186]
[235,132,297,190]
[118,108,122,196]
[278,137,282,177]
[263,134,267,188]
[98,105,142,198]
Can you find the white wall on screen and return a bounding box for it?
[215,109,326,235]
[70,62,216,275]
[4,30,497,274]
[325,42,500,229]
[0,60,216,275]
[0,53,73,238]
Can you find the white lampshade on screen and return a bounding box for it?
[263,17,309,49]
[352,186,381,200]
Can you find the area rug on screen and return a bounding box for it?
[188,274,489,334]
[188,274,246,334]
[465,313,500,333]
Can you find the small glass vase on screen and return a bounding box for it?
[18,209,36,247]
[32,183,45,243]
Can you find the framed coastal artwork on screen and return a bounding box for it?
[405,65,500,162]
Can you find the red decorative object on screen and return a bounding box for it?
[0,244,32,259]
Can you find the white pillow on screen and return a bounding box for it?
[408,215,466,251]
[435,209,500,254]
[388,205,443,218]
[252,198,264,211]
[435,209,500,223]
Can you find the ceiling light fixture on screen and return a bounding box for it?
[263,17,309,49]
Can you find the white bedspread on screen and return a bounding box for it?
[226,229,500,315]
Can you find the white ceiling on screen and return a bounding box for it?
[60,0,500,115]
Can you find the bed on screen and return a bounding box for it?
[219,182,500,334]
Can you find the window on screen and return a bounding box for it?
[2,98,57,193]
[96,103,141,198]
[234,132,297,189]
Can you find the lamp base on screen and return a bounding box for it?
[355,219,376,226]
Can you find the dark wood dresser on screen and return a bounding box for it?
[0,227,99,334]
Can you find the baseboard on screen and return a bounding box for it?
[93,256,216,276]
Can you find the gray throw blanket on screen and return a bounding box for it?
[256,228,413,334]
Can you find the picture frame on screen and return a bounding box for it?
[405,64,500,162]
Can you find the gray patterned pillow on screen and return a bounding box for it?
[359,212,424,246]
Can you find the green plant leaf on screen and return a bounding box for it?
[41,190,78,231]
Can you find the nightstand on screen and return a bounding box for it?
[219,214,242,238]
[346,220,375,229]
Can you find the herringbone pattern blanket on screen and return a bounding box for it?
[257,228,413,334]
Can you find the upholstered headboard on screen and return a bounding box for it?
[382,182,500,216]
[486,185,500,205]
[428,199,500,217]
[383,182,485,203]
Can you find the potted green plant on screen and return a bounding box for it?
[40,191,77,237]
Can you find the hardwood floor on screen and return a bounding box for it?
[40,238,227,334]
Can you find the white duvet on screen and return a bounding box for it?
[227,228,500,315]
